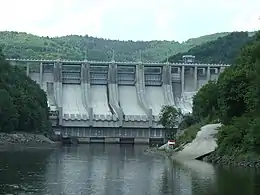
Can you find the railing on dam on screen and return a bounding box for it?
[7,58,231,130]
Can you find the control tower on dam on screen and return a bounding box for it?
[8,59,230,144]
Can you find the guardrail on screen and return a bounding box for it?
[6,58,231,67]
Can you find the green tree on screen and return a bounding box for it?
[191,31,260,159]
[192,80,219,122]
[0,89,18,132]
[0,48,51,134]
[178,114,197,130]
[158,105,182,138]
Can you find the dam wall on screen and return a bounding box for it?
[8,59,229,142]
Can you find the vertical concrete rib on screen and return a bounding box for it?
[162,64,175,106]
[135,64,152,126]
[54,62,62,107]
[207,66,211,81]
[81,62,93,125]
[39,62,43,88]
[108,63,123,126]
[181,65,185,94]
[53,61,63,126]
[194,66,198,91]
[26,63,29,77]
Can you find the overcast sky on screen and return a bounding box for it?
[0,0,259,42]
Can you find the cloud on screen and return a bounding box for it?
[0,0,259,41]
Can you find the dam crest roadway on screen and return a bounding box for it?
[8,58,230,144]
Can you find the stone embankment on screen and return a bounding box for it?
[203,152,260,167]
[0,132,58,151]
[172,123,221,161]
[146,123,260,168]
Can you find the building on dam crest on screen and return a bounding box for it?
[8,57,230,144]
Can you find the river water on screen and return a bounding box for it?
[1,145,260,195]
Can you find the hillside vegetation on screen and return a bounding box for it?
[190,31,260,165]
[168,32,254,64]
[0,48,51,134]
[0,31,230,62]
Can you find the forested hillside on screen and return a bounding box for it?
[168,32,255,64]
[0,31,229,62]
[191,31,260,164]
[0,48,51,134]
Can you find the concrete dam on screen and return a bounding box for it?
[8,58,230,144]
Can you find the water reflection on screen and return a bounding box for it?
[176,159,217,195]
[1,145,260,194]
[0,149,53,194]
[215,165,260,195]
[43,145,167,195]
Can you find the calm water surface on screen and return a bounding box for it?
[1,145,260,195]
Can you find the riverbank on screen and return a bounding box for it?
[150,122,260,168]
[0,132,60,151]
[203,151,260,168]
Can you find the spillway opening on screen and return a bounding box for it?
[30,73,40,85]
[46,82,56,109]
[146,86,165,116]
[184,67,195,92]
[118,86,146,116]
[176,92,196,115]
[197,68,208,89]
[62,84,88,116]
[90,85,112,116]
[42,72,56,109]
[210,68,219,81]
[172,82,181,97]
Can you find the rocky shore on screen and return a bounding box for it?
[0,132,60,151]
[145,123,260,168]
[146,145,260,168]
[144,146,173,157]
[203,152,260,168]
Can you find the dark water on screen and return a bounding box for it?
[1,145,260,195]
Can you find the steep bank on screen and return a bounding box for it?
[171,122,260,168]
